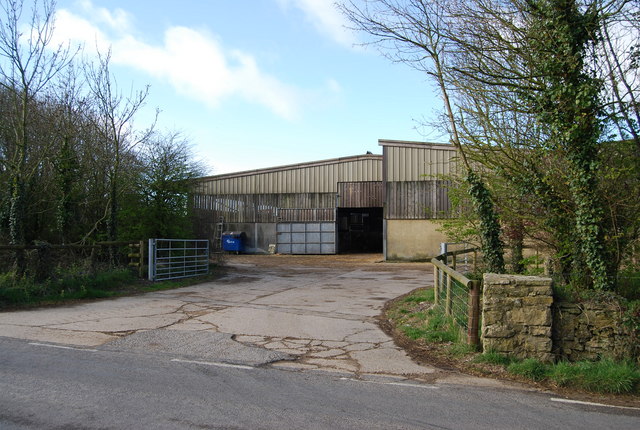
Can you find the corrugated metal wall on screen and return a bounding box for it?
[380,140,458,182]
[195,155,383,195]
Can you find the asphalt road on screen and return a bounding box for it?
[1,336,638,430]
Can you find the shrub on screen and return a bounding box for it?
[0,268,136,307]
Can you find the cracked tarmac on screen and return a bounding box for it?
[0,254,513,387]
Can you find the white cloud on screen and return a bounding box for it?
[54,2,303,120]
[278,0,356,47]
[78,0,133,33]
[52,9,110,52]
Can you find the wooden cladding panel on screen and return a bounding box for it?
[385,180,453,219]
[192,193,335,223]
[338,181,383,208]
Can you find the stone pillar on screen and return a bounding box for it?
[482,274,554,362]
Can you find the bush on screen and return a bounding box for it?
[0,268,136,307]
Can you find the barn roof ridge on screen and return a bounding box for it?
[377,139,455,150]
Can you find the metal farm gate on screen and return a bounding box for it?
[148,239,209,281]
[276,222,336,254]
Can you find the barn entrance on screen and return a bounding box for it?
[337,207,383,253]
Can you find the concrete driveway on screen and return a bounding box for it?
[0,255,504,385]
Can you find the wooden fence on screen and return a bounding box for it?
[0,241,146,278]
[432,247,482,347]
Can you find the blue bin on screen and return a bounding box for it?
[222,232,245,253]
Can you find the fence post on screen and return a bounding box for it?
[148,239,155,281]
[452,253,457,270]
[139,240,145,278]
[433,265,439,305]
[89,246,97,276]
[445,273,452,316]
[467,280,481,348]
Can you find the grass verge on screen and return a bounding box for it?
[0,264,223,309]
[384,287,640,396]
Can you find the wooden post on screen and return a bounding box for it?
[467,280,481,348]
[139,240,145,278]
[434,265,439,305]
[445,273,452,316]
[89,246,97,276]
[452,253,457,270]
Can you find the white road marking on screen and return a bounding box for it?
[550,397,640,411]
[29,342,97,352]
[171,358,254,370]
[339,377,439,390]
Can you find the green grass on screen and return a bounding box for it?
[508,358,549,382]
[0,264,221,308]
[0,268,136,306]
[390,288,466,346]
[472,352,640,394]
[549,359,640,394]
[474,350,514,366]
[402,288,434,303]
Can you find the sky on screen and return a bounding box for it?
[52,0,444,175]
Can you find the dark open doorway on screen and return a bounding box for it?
[337,207,383,253]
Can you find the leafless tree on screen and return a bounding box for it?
[0,0,74,270]
[83,48,156,245]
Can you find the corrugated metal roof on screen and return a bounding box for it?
[199,154,382,181]
[195,154,383,195]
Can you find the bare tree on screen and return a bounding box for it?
[83,49,155,245]
[340,0,506,272]
[340,0,638,289]
[0,0,74,270]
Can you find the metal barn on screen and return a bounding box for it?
[192,140,458,260]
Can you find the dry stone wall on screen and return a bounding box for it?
[482,274,554,362]
[553,301,637,362]
[481,274,638,362]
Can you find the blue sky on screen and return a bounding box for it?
[53,0,444,174]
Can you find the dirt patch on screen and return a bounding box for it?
[224,253,432,271]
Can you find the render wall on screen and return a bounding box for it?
[385,219,449,260]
